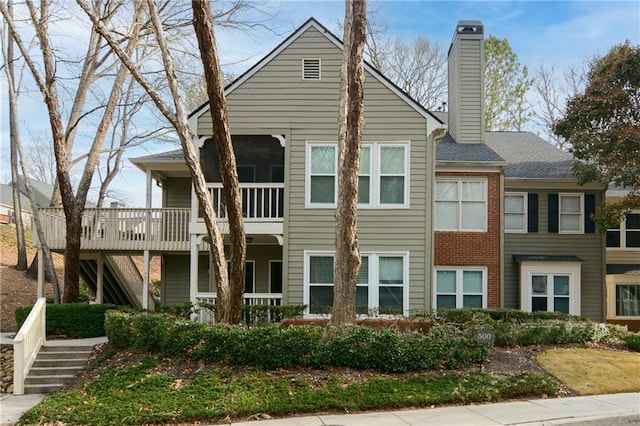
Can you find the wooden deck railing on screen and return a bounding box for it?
[36,208,190,251]
[203,183,284,221]
[13,298,46,395]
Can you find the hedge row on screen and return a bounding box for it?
[105,311,491,372]
[15,303,124,338]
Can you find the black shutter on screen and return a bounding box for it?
[548,193,558,233]
[528,193,538,232]
[585,194,596,233]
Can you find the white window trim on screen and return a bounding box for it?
[519,261,581,315]
[305,141,410,209]
[306,143,338,208]
[303,250,410,318]
[432,267,488,309]
[375,143,410,208]
[606,274,640,319]
[435,178,488,232]
[559,193,584,234]
[505,192,527,234]
[607,210,640,250]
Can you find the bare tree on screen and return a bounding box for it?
[23,139,57,185]
[332,0,366,325]
[193,0,246,324]
[383,37,447,110]
[1,0,27,270]
[532,63,587,149]
[76,0,245,322]
[1,0,143,302]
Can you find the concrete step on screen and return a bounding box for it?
[40,345,93,352]
[22,344,95,393]
[37,350,91,360]
[32,358,90,368]
[28,366,83,376]
[24,383,66,394]
[25,374,76,385]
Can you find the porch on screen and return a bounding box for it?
[35,207,191,251]
[195,292,283,324]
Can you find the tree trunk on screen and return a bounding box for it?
[193,0,246,324]
[62,212,82,302]
[5,0,27,270]
[332,0,367,326]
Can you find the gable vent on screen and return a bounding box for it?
[302,58,321,80]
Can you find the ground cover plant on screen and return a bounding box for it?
[20,354,556,426]
[20,308,638,425]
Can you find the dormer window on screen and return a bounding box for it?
[302,58,321,80]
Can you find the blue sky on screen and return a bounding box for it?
[1,1,639,207]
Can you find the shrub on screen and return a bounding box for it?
[621,333,640,351]
[16,303,124,338]
[104,311,133,348]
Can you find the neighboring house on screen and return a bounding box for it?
[0,183,32,226]
[0,177,54,228]
[604,186,640,331]
[34,18,610,322]
[485,133,606,320]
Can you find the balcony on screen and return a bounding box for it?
[193,183,284,235]
[35,208,190,251]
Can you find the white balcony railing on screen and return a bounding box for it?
[196,292,283,324]
[204,183,284,221]
[36,208,190,251]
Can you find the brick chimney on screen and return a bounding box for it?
[447,20,484,144]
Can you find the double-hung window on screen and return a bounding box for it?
[505,193,527,232]
[435,179,487,231]
[308,145,337,205]
[306,142,409,207]
[608,212,640,248]
[434,268,487,309]
[304,251,409,316]
[559,193,583,233]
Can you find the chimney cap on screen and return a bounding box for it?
[456,20,483,35]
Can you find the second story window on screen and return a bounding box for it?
[309,145,337,205]
[435,178,487,231]
[505,192,527,233]
[608,212,640,248]
[559,193,583,233]
[306,142,409,208]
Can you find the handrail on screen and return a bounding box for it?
[13,298,47,395]
[204,183,285,221]
[106,255,155,311]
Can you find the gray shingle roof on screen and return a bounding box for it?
[484,132,575,179]
[436,133,504,163]
[130,149,184,162]
[16,176,53,208]
[0,184,33,212]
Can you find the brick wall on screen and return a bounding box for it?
[434,171,502,307]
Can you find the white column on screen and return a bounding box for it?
[37,249,44,299]
[96,256,104,304]
[143,251,150,310]
[143,169,152,311]
[189,237,199,319]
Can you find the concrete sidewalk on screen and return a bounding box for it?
[216,393,640,426]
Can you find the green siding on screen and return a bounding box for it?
[196,26,436,310]
[503,187,605,321]
[163,177,191,208]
